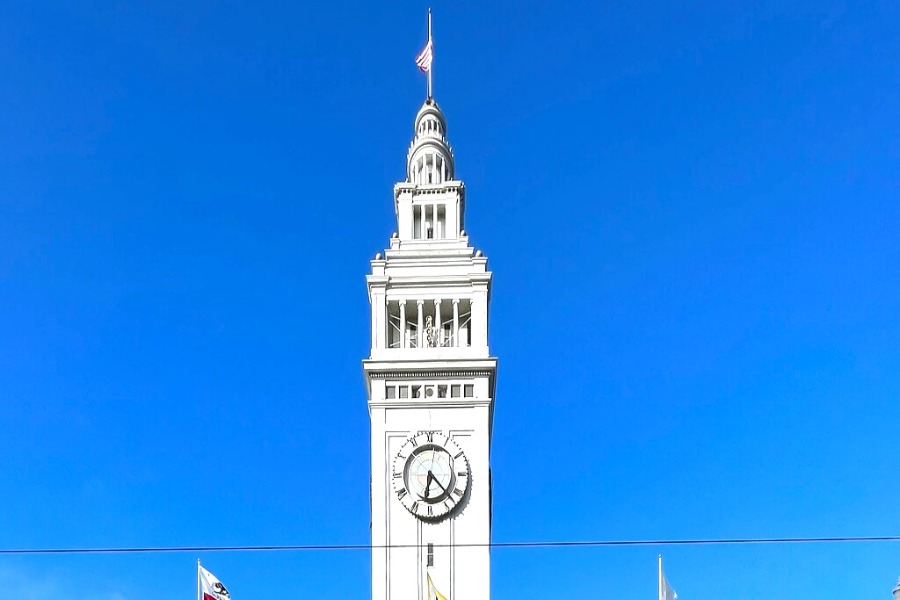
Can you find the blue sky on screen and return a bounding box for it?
[1,1,899,598]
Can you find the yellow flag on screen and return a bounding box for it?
[427,573,448,600]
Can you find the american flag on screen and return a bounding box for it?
[415,39,433,73]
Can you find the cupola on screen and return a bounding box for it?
[407,98,455,185]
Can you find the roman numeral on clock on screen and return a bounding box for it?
[425,431,434,442]
[396,488,408,500]
[452,487,463,499]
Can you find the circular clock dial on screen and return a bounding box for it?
[392,431,469,521]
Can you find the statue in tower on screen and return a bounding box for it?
[425,316,435,347]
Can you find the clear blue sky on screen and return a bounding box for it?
[1,1,898,598]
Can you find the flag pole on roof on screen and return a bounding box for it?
[415,9,435,99]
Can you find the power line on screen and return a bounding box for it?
[2,535,899,555]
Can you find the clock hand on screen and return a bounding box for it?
[421,470,433,499]
[430,472,448,494]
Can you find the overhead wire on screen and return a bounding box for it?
[2,535,899,555]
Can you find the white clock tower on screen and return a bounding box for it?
[363,94,496,600]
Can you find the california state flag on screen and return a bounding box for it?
[199,565,231,600]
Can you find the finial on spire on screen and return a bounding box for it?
[414,9,434,99]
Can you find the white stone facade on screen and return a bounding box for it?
[364,98,496,600]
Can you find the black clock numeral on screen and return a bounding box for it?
[410,501,420,514]
[443,500,452,511]
[427,505,433,517]
[396,488,408,500]
[392,472,403,479]
[452,487,464,499]
[425,431,434,442]
[457,470,467,477]
[410,437,419,448]
[454,451,463,459]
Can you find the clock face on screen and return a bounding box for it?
[392,431,469,521]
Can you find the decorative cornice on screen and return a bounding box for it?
[394,181,464,196]
[369,369,494,379]
[369,398,491,409]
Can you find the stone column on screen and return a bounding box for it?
[452,299,460,347]
[472,284,489,349]
[397,191,413,240]
[434,299,442,347]
[416,300,424,348]
[399,301,407,348]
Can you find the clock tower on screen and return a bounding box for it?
[363,95,496,600]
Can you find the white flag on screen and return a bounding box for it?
[659,562,677,600]
[200,565,231,600]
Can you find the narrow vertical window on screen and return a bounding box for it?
[427,543,434,567]
[437,204,445,239]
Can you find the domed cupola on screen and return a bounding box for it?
[407,98,455,185]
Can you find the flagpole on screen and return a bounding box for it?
[197,559,201,600]
[657,555,662,600]
[427,8,433,99]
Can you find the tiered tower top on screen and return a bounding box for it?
[406,99,455,184]
[391,98,467,246]
[367,96,492,362]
